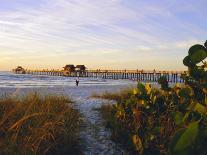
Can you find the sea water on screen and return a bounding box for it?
[0,71,136,88]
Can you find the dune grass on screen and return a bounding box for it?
[91,88,133,103]
[0,93,81,155]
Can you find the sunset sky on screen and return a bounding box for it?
[0,0,206,71]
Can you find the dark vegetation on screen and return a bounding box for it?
[97,41,207,154]
[0,93,81,155]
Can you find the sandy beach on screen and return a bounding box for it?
[0,72,136,154]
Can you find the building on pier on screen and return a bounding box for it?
[76,65,86,77]
[63,64,76,76]
[12,66,26,74]
[76,65,86,71]
[63,64,87,76]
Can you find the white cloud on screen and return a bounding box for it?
[0,0,206,71]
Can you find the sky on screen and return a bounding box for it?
[0,0,206,71]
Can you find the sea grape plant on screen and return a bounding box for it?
[182,40,207,102]
[100,41,207,155]
[158,76,169,91]
[170,41,207,155]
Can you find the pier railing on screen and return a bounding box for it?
[14,69,186,83]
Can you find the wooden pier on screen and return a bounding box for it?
[14,68,185,83]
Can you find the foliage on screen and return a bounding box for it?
[98,41,207,154]
[158,76,169,91]
[0,93,81,155]
[182,40,207,103]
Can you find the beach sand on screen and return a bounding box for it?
[0,83,135,154]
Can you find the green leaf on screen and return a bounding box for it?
[170,129,187,155]
[178,87,192,98]
[183,111,190,122]
[137,83,146,94]
[188,44,206,56]
[183,56,194,67]
[194,103,206,115]
[186,102,196,111]
[190,49,207,64]
[158,76,169,90]
[174,112,183,125]
[188,44,207,64]
[174,122,199,152]
[204,40,207,48]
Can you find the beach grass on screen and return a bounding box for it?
[91,88,133,103]
[0,92,81,155]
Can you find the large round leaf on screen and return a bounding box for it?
[173,112,183,125]
[188,44,206,55]
[183,56,194,67]
[170,129,186,155]
[178,87,193,98]
[204,40,207,48]
[190,50,207,64]
[194,103,206,115]
[188,45,207,64]
[174,122,199,152]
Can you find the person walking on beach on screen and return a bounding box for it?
[75,78,79,86]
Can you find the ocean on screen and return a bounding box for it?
[0,71,136,88]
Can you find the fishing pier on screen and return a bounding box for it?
[13,65,185,83]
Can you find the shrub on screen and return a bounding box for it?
[98,41,207,154]
[0,93,81,155]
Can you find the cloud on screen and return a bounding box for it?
[0,0,206,71]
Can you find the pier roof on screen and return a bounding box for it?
[76,65,86,70]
